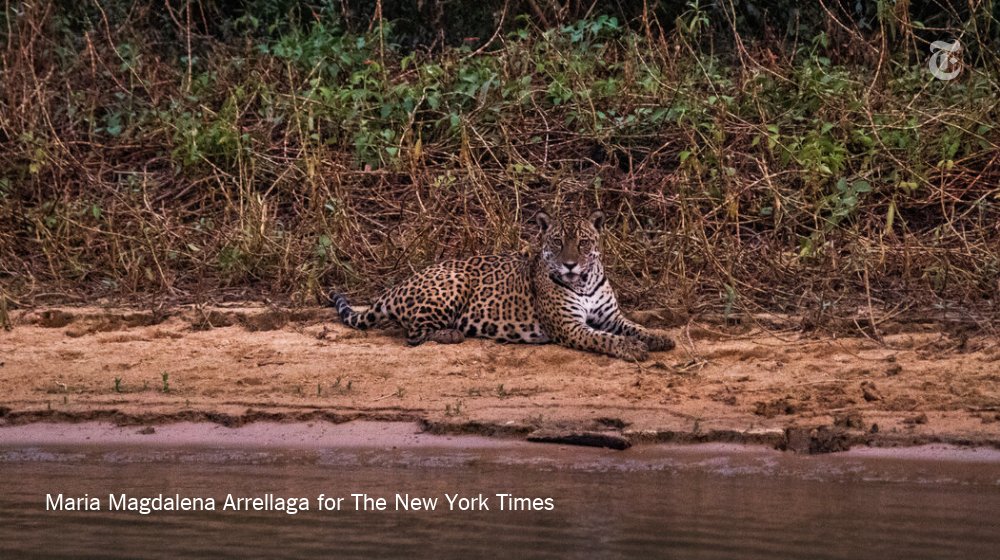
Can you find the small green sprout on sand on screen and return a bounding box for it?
[114,377,123,393]
[161,372,170,393]
[445,400,464,417]
[328,377,354,394]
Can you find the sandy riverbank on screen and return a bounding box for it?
[1,306,997,453]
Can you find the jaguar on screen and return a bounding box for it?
[330,210,675,361]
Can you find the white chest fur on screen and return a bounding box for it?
[575,284,618,325]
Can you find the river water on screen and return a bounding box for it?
[1,427,999,559]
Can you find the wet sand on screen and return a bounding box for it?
[1,305,999,453]
[3,420,1000,466]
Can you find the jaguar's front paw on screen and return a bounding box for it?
[613,337,649,362]
[644,332,676,352]
[430,329,465,344]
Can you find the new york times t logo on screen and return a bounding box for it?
[928,39,962,81]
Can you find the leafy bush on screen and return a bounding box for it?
[0,0,997,323]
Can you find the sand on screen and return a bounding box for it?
[0,305,998,453]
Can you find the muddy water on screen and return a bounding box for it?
[1,435,999,559]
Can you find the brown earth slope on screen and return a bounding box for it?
[0,306,998,453]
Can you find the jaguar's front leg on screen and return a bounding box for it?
[557,323,649,361]
[604,314,675,352]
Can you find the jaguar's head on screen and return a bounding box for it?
[533,209,606,290]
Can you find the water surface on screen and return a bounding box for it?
[1,430,998,559]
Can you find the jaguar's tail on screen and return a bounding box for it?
[328,292,382,330]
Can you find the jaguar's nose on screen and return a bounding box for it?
[562,261,578,272]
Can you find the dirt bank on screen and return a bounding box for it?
[1,306,998,453]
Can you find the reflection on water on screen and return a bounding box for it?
[1,443,998,559]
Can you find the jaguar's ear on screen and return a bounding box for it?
[589,210,605,232]
[533,211,551,233]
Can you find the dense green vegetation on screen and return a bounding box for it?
[1,1,998,325]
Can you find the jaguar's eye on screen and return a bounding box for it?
[579,241,592,252]
[550,237,563,246]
